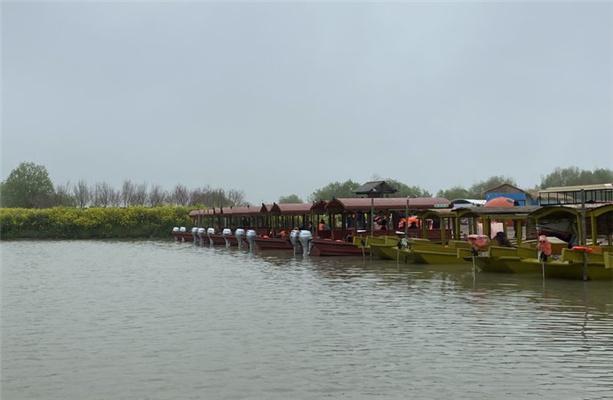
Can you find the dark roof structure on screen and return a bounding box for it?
[354,181,398,197]
[484,183,530,196]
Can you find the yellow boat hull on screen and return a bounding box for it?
[411,249,469,265]
[522,258,613,281]
[370,243,399,260]
[478,256,613,280]
[476,256,541,274]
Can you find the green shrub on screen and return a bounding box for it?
[0,207,192,239]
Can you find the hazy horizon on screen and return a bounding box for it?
[2,2,612,204]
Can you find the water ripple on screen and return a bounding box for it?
[1,240,612,399]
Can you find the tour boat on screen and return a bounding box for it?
[309,197,451,256]
[252,201,326,252]
[475,203,613,280]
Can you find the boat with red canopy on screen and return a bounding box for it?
[187,204,267,246]
[309,197,451,256]
[253,201,326,251]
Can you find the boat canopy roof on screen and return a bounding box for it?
[190,201,328,217]
[588,203,613,218]
[188,208,217,217]
[464,206,540,217]
[220,205,266,216]
[325,197,450,213]
[589,204,613,235]
[416,208,458,219]
[529,203,613,220]
[189,204,266,217]
[311,200,327,213]
[416,206,538,220]
[269,203,315,215]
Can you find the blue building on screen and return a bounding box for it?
[484,184,536,206]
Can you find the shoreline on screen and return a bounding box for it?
[0,206,191,240]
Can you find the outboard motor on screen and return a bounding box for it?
[197,228,206,246]
[207,228,215,247]
[235,228,245,250]
[222,228,232,248]
[172,227,179,242]
[246,229,257,252]
[179,226,187,242]
[290,229,300,255]
[191,227,198,244]
[299,230,313,257]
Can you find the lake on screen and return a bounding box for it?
[2,240,612,399]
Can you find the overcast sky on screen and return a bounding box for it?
[2,1,612,203]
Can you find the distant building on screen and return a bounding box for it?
[354,181,398,198]
[538,183,613,205]
[483,183,535,206]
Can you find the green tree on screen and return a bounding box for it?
[467,176,517,198]
[1,162,55,208]
[437,185,471,200]
[590,168,613,184]
[386,179,431,197]
[310,180,361,201]
[278,194,303,203]
[540,167,613,188]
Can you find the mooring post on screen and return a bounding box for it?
[581,189,588,281]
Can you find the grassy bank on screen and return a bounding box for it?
[0,207,192,239]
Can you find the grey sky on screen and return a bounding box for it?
[2,1,612,203]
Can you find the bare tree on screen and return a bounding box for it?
[199,187,228,208]
[73,179,90,208]
[109,187,121,207]
[121,180,135,207]
[92,182,113,207]
[171,184,190,206]
[227,189,248,207]
[21,175,251,209]
[148,184,167,207]
[54,182,75,206]
[131,182,148,206]
[189,187,205,206]
[90,184,100,207]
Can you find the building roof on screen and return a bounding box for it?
[484,183,529,196]
[354,181,398,196]
[538,183,613,194]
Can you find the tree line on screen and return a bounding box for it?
[1,161,612,209]
[436,168,613,200]
[0,162,248,209]
[281,168,613,203]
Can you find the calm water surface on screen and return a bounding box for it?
[2,240,612,399]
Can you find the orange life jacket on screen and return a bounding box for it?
[537,235,552,256]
